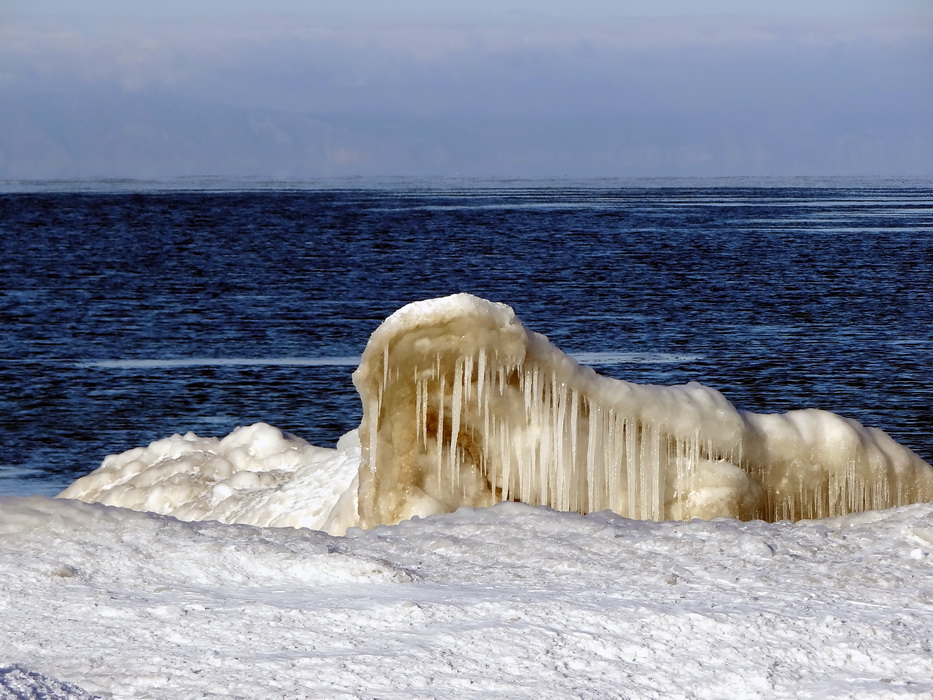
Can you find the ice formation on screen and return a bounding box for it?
[59,423,360,535]
[60,294,933,530]
[353,294,933,526]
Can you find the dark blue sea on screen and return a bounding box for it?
[2,178,932,495]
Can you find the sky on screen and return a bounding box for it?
[1,0,932,179]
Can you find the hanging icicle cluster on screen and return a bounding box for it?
[353,294,933,527]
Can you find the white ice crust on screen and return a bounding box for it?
[2,495,933,698]
[60,422,360,535]
[59,294,933,532]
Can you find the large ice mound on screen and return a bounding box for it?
[353,294,933,526]
[60,294,933,531]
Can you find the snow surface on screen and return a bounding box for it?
[1,496,932,698]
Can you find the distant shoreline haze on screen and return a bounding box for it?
[2,4,930,179]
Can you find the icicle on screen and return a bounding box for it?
[367,396,380,475]
[463,354,473,405]
[534,365,547,505]
[586,403,601,513]
[554,377,567,511]
[415,371,424,449]
[476,348,487,414]
[625,417,637,519]
[606,409,620,516]
[569,388,581,513]
[482,360,493,492]
[499,418,512,503]
[450,359,463,489]
[382,346,389,394]
[436,373,446,487]
[650,425,663,520]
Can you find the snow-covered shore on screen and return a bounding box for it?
[7,294,933,698]
[2,495,932,699]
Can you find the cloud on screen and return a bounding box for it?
[1,11,931,177]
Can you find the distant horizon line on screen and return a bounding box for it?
[3,174,932,194]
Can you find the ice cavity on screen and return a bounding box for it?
[353,294,933,527]
[58,423,361,535]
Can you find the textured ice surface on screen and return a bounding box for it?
[60,423,360,535]
[2,495,933,698]
[0,665,99,700]
[354,294,933,526]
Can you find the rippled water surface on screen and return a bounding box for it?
[1,182,931,494]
